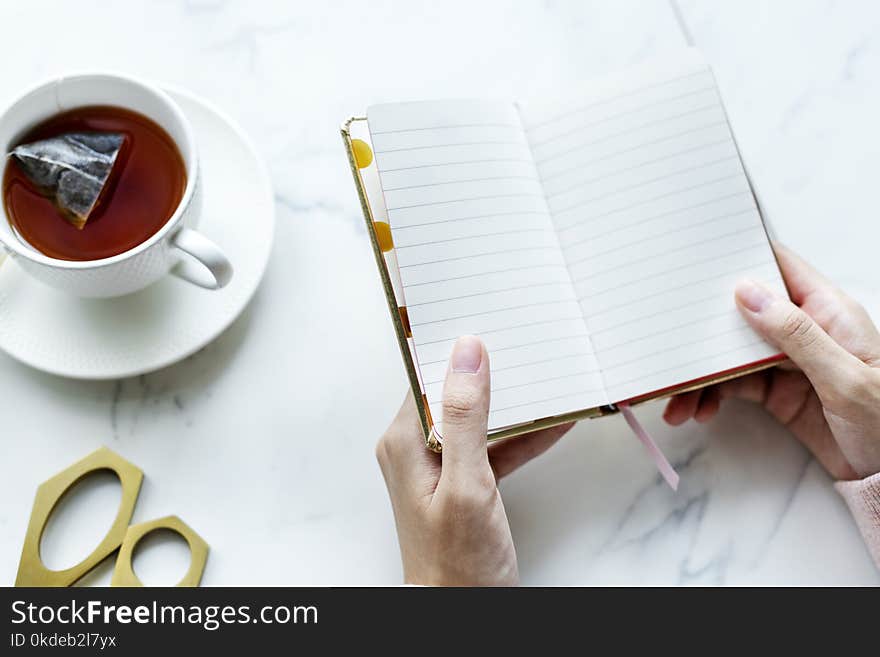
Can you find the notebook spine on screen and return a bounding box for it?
[341,119,436,447]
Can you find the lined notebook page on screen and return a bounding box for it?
[368,100,607,434]
[521,52,785,402]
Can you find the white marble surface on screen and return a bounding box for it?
[0,0,878,585]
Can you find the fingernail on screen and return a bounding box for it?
[736,279,774,312]
[450,335,483,373]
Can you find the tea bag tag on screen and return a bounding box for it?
[8,132,124,229]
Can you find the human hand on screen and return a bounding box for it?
[376,335,573,586]
[663,244,880,480]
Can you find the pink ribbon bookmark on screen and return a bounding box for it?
[618,402,680,491]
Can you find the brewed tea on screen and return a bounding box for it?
[3,106,186,261]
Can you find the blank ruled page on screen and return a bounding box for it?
[368,100,608,434]
[521,52,785,402]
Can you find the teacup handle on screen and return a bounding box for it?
[171,227,233,290]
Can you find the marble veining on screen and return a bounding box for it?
[0,0,877,585]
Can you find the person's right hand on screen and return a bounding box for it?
[663,244,880,480]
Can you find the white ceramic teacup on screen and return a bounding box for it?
[0,73,233,298]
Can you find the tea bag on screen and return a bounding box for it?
[8,132,124,229]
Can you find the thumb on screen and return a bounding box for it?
[438,335,492,483]
[735,279,864,399]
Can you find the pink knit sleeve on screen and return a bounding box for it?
[835,472,880,569]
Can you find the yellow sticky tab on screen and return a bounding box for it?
[375,221,394,252]
[352,139,373,169]
[398,306,412,337]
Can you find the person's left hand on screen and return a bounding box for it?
[376,335,573,586]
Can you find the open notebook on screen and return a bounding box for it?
[343,49,786,450]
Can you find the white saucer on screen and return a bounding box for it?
[0,89,274,379]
